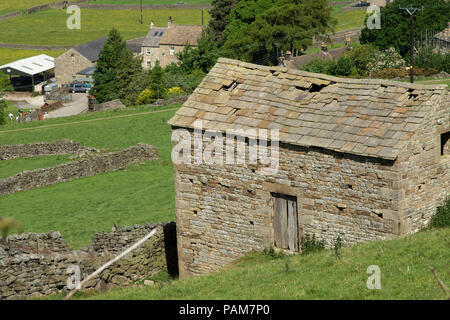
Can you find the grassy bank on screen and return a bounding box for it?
[0,105,179,248]
[57,227,449,300]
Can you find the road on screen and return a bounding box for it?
[48,93,88,119]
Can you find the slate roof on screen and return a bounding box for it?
[168,58,448,161]
[159,25,203,46]
[76,67,96,75]
[74,37,144,62]
[142,28,167,47]
[74,37,108,62]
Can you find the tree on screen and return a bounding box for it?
[0,73,13,93]
[208,0,241,43]
[149,61,167,100]
[223,0,335,65]
[0,73,13,125]
[176,29,220,73]
[91,28,143,104]
[360,0,450,57]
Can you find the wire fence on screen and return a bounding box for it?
[416,28,449,52]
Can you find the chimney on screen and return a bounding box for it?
[168,16,173,28]
[150,21,155,29]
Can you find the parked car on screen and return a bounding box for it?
[43,81,58,92]
[69,82,91,93]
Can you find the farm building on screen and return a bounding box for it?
[141,17,203,69]
[54,36,144,86]
[168,58,449,278]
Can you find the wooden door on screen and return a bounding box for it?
[272,193,298,252]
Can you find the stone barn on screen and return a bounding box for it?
[168,58,449,278]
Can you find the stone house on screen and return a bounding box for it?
[55,36,143,86]
[141,17,203,69]
[168,58,449,278]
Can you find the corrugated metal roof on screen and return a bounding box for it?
[0,54,55,76]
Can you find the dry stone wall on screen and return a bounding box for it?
[0,222,177,300]
[0,143,158,197]
[0,140,96,161]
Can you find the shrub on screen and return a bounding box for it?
[367,47,406,74]
[262,246,285,259]
[370,67,439,79]
[415,46,450,73]
[342,44,380,76]
[164,65,206,93]
[300,58,334,74]
[136,88,157,105]
[328,56,357,77]
[167,86,185,98]
[429,196,450,229]
[300,234,325,255]
[0,99,7,125]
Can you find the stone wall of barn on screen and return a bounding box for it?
[55,48,95,87]
[173,130,401,277]
[399,90,450,233]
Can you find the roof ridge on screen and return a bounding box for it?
[216,57,448,90]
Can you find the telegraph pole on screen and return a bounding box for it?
[399,4,424,83]
[140,0,143,24]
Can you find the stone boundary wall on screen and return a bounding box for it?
[0,140,96,161]
[0,232,72,258]
[75,3,212,10]
[0,143,158,197]
[27,0,88,14]
[92,99,126,112]
[0,43,71,51]
[0,222,177,299]
[0,11,21,21]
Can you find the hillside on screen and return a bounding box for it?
[0,105,179,248]
[58,227,449,300]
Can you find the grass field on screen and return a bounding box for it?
[332,7,366,31]
[0,105,179,248]
[0,0,51,16]
[0,155,73,179]
[0,48,64,65]
[50,227,449,300]
[399,77,450,87]
[0,8,209,46]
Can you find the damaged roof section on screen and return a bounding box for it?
[168,58,448,160]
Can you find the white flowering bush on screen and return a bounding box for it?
[367,47,406,74]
